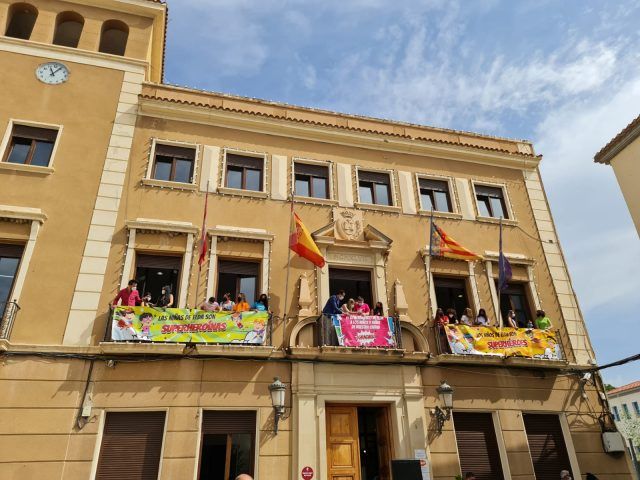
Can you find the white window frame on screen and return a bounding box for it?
[354,166,398,208]
[0,119,63,173]
[414,173,460,215]
[471,180,516,222]
[291,157,335,202]
[221,147,269,194]
[144,138,200,188]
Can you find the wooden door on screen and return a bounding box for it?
[375,408,392,480]
[326,405,361,480]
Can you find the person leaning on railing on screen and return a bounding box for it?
[434,308,450,353]
[112,279,141,306]
[535,310,553,330]
[322,289,345,316]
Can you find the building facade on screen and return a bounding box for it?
[594,113,640,235]
[608,382,640,477]
[0,1,634,479]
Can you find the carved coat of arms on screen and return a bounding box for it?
[333,208,363,241]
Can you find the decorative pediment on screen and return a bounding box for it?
[312,208,392,250]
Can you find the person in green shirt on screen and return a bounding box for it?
[535,310,553,330]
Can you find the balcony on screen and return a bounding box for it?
[101,305,276,357]
[430,324,568,368]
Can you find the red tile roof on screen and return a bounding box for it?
[139,87,538,159]
[594,113,640,164]
[608,380,640,396]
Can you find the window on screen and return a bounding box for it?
[612,406,620,422]
[217,260,260,304]
[498,283,531,327]
[99,19,128,56]
[294,162,329,199]
[5,3,38,40]
[434,276,469,319]
[358,170,392,206]
[523,414,573,480]
[152,143,196,183]
[329,267,373,307]
[135,254,182,306]
[3,124,58,167]
[453,412,505,480]
[622,404,631,419]
[475,184,509,219]
[225,153,264,192]
[53,11,83,48]
[633,401,640,417]
[0,244,23,317]
[198,410,256,480]
[95,411,166,480]
[418,177,452,212]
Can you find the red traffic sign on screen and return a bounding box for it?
[301,466,314,480]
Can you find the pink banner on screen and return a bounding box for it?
[332,315,396,348]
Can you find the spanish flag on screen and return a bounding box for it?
[430,223,482,261]
[290,212,325,268]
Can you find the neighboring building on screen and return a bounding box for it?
[0,1,634,479]
[594,114,640,235]
[608,382,640,464]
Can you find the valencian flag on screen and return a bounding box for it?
[197,187,209,267]
[290,212,325,268]
[430,223,482,261]
[498,218,512,291]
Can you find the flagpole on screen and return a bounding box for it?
[194,180,209,309]
[498,216,503,328]
[424,208,435,326]
[281,196,295,350]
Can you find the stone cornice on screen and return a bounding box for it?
[0,205,47,223]
[138,96,542,171]
[127,218,198,234]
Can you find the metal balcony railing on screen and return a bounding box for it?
[317,314,403,349]
[0,301,20,340]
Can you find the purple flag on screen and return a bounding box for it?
[498,219,512,291]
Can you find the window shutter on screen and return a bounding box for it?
[433,277,466,289]
[523,414,573,480]
[419,178,449,192]
[453,412,504,480]
[202,410,256,435]
[95,411,166,480]
[295,162,328,177]
[218,260,260,276]
[329,268,371,282]
[226,153,264,170]
[12,124,58,142]
[0,244,24,258]
[154,143,195,160]
[136,254,182,270]
[358,170,390,184]
[475,185,504,198]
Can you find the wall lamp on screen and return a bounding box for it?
[434,380,454,433]
[269,377,288,434]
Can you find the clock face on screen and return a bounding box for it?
[35,62,69,85]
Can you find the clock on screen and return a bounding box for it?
[35,62,69,85]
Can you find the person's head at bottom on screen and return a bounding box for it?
[235,475,253,480]
[560,470,572,480]
[465,473,476,480]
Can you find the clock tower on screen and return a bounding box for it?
[0,0,167,346]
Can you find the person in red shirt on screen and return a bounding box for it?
[353,296,370,315]
[113,279,141,306]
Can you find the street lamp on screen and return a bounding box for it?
[269,377,287,434]
[434,380,454,433]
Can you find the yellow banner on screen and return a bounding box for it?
[444,325,561,359]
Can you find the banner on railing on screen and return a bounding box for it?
[111,307,268,344]
[444,325,561,359]
[331,314,396,348]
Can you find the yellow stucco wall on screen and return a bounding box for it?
[609,135,640,235]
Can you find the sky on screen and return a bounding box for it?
[162,0,640,386]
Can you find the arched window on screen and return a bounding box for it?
[98,19,128,56]
[5,3,38,40]
[53,11,84,48]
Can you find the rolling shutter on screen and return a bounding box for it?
[0,244,24,258]
[95,411,166,480]
[154,143,195,160]
[12,124,58,142]
[202,410,256,434]
[523,413,572,480]
[328,267,371,282]
[295,162,328,178]
[136,254,182,269]
[226,153,264,170]
[218,260,260,276]
[453,412,504,480]
[359,170,390,185]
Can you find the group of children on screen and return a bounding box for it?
[434,307,553,330]
[199,293,269,313]
[321,289,386,317]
